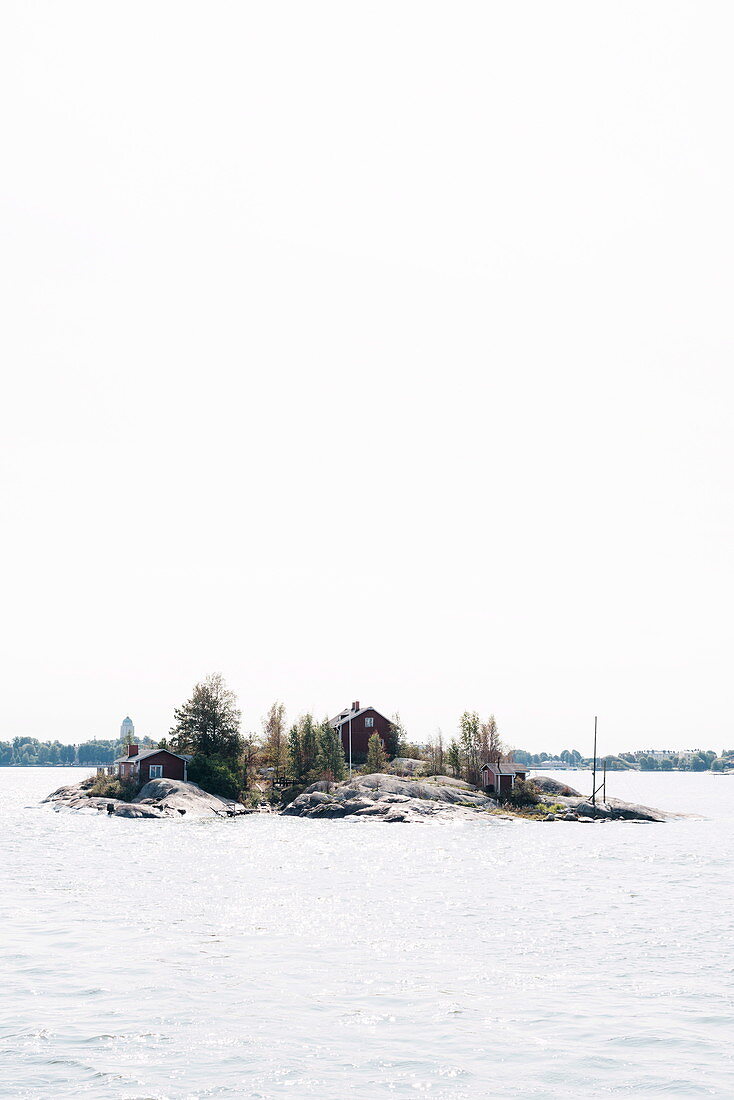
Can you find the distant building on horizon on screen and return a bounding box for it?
[120,716,135,742]
[634,749,703,763]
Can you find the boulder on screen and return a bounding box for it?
[571,797,681,823]
[530,776,581,797]
[282,773,500,823]
[113,803,165,819]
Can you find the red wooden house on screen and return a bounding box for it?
[113,743,191,784]
[331,701,393,761]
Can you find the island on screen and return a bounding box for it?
[40,679,692,823]
[43,772,684,824]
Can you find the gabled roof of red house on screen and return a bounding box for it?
[114,748,192,764]
[331,705,393,729]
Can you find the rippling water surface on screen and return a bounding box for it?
[1,768,733,1099]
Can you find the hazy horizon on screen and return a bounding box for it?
[3,2,733,756]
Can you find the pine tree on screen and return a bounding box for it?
[366,732,388,773]
[316,718,346,783]
[447,739,461,778]
[287,723,304,782]
[169,674,242,764]
[299,713,318,775]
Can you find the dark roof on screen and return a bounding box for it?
[331,705,393,728]
[114,748,191,764]
[480,761,527,774]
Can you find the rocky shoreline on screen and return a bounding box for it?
[43,777,249,819]
[43,773,687,824]
[281,773,686,823]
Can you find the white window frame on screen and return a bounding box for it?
[149,764,164,779]
[365,717,374,728]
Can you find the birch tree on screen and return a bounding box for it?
[460,711,482,786]
[262,702,287,773]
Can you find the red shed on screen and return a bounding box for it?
[114,744,191,784]
[331,701,393,762]
[480,761,528,798]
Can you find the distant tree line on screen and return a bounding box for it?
[512,748,585,766]
[0,735,157,766]
[511,747,733,772]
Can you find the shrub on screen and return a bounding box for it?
[187,754,241,800]
[88,774,139,802]
[505,778,539,808]
[535,802,565,816]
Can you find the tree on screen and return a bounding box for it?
[240,732,259,791]
[77,740,116,764]
[287,723,304,782]
[388,713,407,759]
[660,757,674,771]
[480,714,502,765]
[447,739,461,778]
[316,718,346,783]
[366,732,388,773]
[262,702,287,774]
[169,673,242,764]
[460,711,482,786]
[638,754,659,771]
[299,714,318,776]
[424,730,445,775]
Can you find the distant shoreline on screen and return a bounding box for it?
[3,762,729,774]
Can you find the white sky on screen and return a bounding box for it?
[2,2,733,755]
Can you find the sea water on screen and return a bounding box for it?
[1,767,732,1099]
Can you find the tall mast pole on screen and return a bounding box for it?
[592,715,597,807]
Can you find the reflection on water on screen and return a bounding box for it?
[1,767,733,1098]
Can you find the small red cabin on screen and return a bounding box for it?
[331,702,393,761]
[480,761,528,798]
[113,744,191,784]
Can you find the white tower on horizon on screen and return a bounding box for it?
[120,716,135,742]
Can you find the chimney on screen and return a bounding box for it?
[353,700,360,711]
[127,743,139,758]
